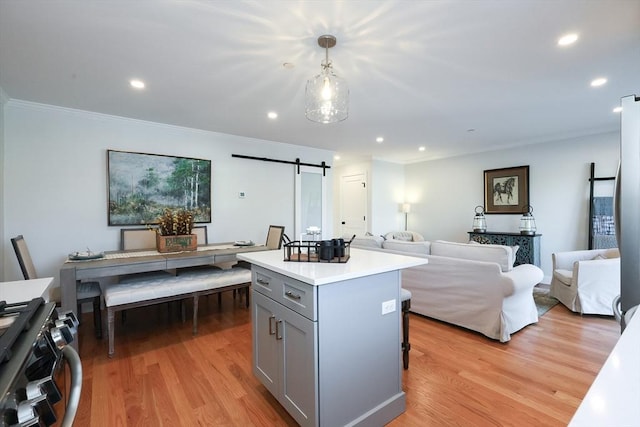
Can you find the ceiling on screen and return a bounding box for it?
[1,1,638,164]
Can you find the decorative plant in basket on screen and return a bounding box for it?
[155,208,197,253]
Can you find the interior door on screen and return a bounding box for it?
[295,166,327,240]
[340,173,367,237]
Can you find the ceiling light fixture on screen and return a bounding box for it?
[558,33,578,46]
[613,106,623,113]
[418,146,426,152]
[376,137,384,143]
[130,79,145,89]
[267,111,278,119]
[590,77,607,87]
[305,35,349,124]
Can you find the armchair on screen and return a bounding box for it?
[550,248,620,315]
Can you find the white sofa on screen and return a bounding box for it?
[549,248,619,315]
[349,234,544,342]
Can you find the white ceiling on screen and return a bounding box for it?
[1,1,638,164]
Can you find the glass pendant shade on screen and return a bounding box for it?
[305,35,349,124]
[472,205,487,233]
[520,205,537,235]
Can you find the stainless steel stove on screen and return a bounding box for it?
[0,297,82,426]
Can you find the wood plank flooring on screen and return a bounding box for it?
[66,292,619,426]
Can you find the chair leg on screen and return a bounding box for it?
[93,297,103,339]
[217,292,222,307]
[108,308,115,358]
[245,286,250,308]
[402,298,411,370]
[193,295,199,335]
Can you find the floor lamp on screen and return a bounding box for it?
[402,203,411,231]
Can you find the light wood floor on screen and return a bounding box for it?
[68,292,619,426]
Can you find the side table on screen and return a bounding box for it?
[467,231,541,267]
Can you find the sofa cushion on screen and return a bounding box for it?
[384,231,425,242]
[349,235,384,249]
[431,240,516,272]
[382,240,431,255]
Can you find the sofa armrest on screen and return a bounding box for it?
[574,257,620,286]
[503,264,544,294]
[552,249,614,270]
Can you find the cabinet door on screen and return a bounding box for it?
[252,291,279,397]
[278,302,318,427]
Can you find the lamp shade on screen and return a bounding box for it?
[401,203,411,214]
[472,205,487,233]
[519,205,537,235]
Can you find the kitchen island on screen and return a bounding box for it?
[237,248,427,427]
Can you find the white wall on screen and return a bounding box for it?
[0,87,7,276]
[332,159,405,237]
[2,100,333,285]
[404,132,619,281]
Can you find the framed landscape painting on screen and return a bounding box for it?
[483,165,529,214]
[108,150,211,225]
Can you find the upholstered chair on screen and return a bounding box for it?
[550,248,620,315]
[11,234,103,338]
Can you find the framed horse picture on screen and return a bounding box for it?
[484,165,530,214]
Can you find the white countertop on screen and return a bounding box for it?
[0,277,54,304]
[569,309,640,426]
[237,248,427,285]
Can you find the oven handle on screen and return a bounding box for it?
[60,345,83,427]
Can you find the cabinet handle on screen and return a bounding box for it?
[268,315,276,335]
[275,320,283,340]
[257,278,270,286]
[285,291,301,300]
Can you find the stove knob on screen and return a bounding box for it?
[49,324,73,348]
[55,310,79,329]
[17,393,56,425]
[26,376,62,405]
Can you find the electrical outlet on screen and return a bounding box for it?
[381,299,396,315]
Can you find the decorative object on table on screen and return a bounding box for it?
[401,203,411,231]
[472,205,487,233]
[107,149,211,226]
[305,34,349,124]
[68,249,105,260]
[284,236,353,263]
[305,226,322,241]
[155,208,197,253]
[519,205,537,235]
[483,165,530,214]
[234,240,255,246]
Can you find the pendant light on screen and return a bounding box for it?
[305,35,349,124]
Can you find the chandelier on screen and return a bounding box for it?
[305,35,349,124]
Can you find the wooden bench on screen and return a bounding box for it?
[103,267,251,357]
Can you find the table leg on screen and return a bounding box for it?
[59,267,79,350]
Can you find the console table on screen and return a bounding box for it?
[467,231,541,267]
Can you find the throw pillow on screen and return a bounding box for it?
[392,231,414,241]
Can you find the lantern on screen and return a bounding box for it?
[472,206,487,233]
[520,205,537,235]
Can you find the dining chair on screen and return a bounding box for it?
[266,225,286,249]
[11,234,103,339]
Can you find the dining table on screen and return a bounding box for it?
[59,243,268,349]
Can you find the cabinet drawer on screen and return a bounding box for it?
[252,266,317,321]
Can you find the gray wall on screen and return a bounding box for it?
[2,100,333,287]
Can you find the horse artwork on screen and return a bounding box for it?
[493,176,518,205]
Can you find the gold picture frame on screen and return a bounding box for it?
[484,165,529,214]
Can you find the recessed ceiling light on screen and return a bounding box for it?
[282,62,295,69]
[558,33,578,46]
[130,79,145,89]
[376,137,384,143]
[267,111,278,119]
[418,146,426,152]
[590,77,607,87]
[334,155,341,160]
[613,106,623,113]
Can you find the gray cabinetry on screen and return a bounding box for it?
[251,264,405,427]
[468,231,541,267]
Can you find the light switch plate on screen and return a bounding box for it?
[239,191,246,199]
[381,299,396,315]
